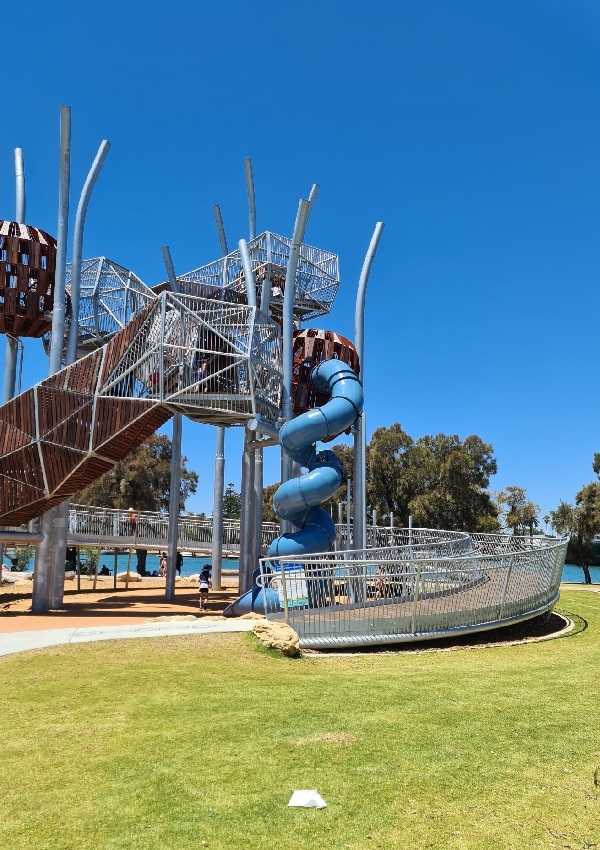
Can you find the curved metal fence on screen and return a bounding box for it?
[258,530,569,649]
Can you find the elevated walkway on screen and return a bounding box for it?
[0,292,281,527]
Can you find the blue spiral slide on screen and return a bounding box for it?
[223,359,363,616]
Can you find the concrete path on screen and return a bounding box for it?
[0,618,255,657]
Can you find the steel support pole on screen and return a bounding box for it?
[211,204,228,591]
[346,476,352,551]
[238,429,255,594]
[48,106,71,376]
[239,239,257,307]
[211,426,225,591]
[33,107,71,614]
[352,222,384,552]
[244,157,256,241]
[66,140,110,363]
[15,147,26,223]
[253,446,263,566]
[280,194,315,534]
[2,149,26,405]
[49,139,111,609]
[161,246,182,601]
[213,205,229,256]
[32,507,57,613]
[2,337,19,405]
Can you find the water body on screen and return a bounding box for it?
[95,552,239,577]
[93,557,600,583]
[561,563,600,584]
[4,555,598,584]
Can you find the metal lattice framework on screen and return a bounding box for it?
[0,292,282,526]
[259,530,569,649]
[42,257,156,356]
[108,291,282,424]
[176,232,340,321]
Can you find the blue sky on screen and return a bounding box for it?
[2,0,599,524]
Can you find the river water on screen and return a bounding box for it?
[4,555,599,584]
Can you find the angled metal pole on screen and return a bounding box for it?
[353,222,384,552]
[33,106,72,614]
[280,196,314,506]
[239,239,257,307]
[211,205,228,590]
[49,139,112,610]
[161,245,182,602]
[244,157,256,241]
[66,140,111,363]
[213,205,229,255]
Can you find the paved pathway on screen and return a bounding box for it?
[0,618,254,657]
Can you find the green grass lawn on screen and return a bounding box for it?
[1,589,599,850]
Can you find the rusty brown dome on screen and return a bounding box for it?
[0,221,57,338]
[292,328,360,418]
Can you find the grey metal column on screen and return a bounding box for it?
[253,444,264,567]
[66,140,110,363]
[48,107,71,376]
[244,157,256,241]
[32,106,71,614]
[162,245,182,602]
[280,189,317,532]
[211,426,225,591]
[49,139,112,610]
[237,240,258,589]
[238,427,256,595]
[2,148,26,405]
[211,203,228,592]
[353,222,384,552]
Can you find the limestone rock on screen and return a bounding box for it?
[252,620,300,657]
[117,571,143,582]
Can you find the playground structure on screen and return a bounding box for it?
[0,118,568,647]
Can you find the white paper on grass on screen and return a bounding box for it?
[288,790,327,809]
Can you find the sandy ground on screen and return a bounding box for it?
[1,576,596,639]
[0,574,241,633]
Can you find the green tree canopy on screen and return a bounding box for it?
[495,486,540,535]
[550,479,600,582]
[222,483,242,519]
[363,424,498,531]
[74,434,198,512]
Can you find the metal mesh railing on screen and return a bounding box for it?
[96,291,282,427]
[65,504,281,554]
[176,232,339,321]
[258,531,569,649]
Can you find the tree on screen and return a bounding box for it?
[550,483,600,584]
[408,433,499,532]
[261,482,279,523]
[366,423,415,523]
[74,434,198,512]
[365,424,499,531]
[222,483,241,519]
[496,486,540,536]
[8,545,35,572]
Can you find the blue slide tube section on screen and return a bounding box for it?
[269,358,364,558]
[223,359,363,616]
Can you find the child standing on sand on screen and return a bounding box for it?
[199,566,212,610]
